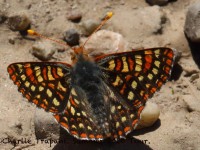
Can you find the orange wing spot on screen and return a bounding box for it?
[70,97,78,107]
[32,99,38,105]
[26,68,33,76]
[19,88,25,94]
[25,94,31,100]
[138,106,144,116]
[24,63,31,68]
[145,55,152,63]
[132,119,138,126]
[166,59,172,65]
[165,66,170,74]
[56,92,64,100]
[120,84,126,95]
[11,75,17,82]
[40,103,47,109]
[125,75,132,82]
[151,87,156,93]
[80,133,87,138]
[42,82,46,86]
[71,131,78,136]
[60,122,69,129]
[118,131,123,136]
[134,72,139,77]
[15,81,20,87]
[124,126,131,133]
[145,62,151,70]
[162,76,167,81]
[42,67,48,80]
[115,59,122,71]
[128,57,134,71]
[167,51,173,58]
[157,81,163,87]
[134,100,141,107]
[48,83,55,89]
[54,115,60,122]
[144,94,149,100]
[145,50,153,55]
[96,134,103,139]
[8,67,14,75]
[52,67,59,79]
[89,134,95,139]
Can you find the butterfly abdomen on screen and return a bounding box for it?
[71,55,110,135]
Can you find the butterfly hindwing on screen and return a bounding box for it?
[54,88,106,140]
[7,62,72,113]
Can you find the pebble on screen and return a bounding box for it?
[67,10,82,23]
[31,40,56,61]
[183,95,200,112]
[7,13,31,31]
[63,29,80,46]
[82,30,128,56]
[184,2,200,42]
[136,101,160,129]
[80,19,100,36]
[146,0,170,6]
[34,109,60,140]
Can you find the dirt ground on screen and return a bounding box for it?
[1,0,200,150]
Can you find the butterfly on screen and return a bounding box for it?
[7,46,176,141]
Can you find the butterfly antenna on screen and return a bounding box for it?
[27,29,74,51]
[81,11,113,48]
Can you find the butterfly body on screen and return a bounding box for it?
[70,54,110,137]
[7,47,176,141]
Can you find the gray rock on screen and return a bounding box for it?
[34,109,60,140]
[82,30,129,56]
[190,74,199,82]
[31,40,56,61]
[7,13,31,31]
[136,101,160,129]
[184,2,200,42]
[63,29,80,46]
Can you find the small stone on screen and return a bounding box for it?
[80,19,100,36]
[63,29,80,46]
[136,101,160,129]
[67,11,82,23]
[184,2,200,42]
[190,74,199,82]
[31,40,56,61]
[183,95,200,112]
[35,109,60,140]
[82,30,128,56]
[7,13,31,32]
[146,0,171,6]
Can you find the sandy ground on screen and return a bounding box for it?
[1,0,200,149]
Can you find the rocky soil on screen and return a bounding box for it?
[0,0,200,150]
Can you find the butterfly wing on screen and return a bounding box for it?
[95,47,176,138]
[7,62,72,113]
[54,88,107,140]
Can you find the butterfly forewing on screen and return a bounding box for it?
[95,47,175,136]
[7,62,72,113]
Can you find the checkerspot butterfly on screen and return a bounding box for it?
[7,12,176,141]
